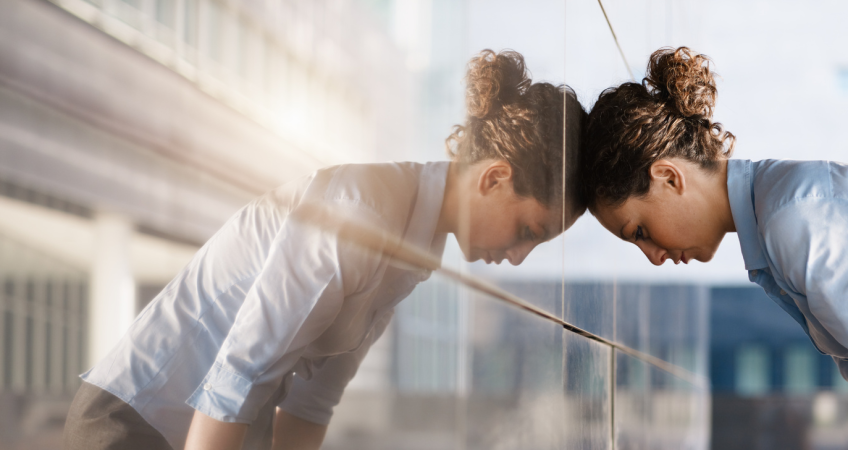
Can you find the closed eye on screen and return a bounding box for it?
[523,225,535,241]
[634,226,644,242]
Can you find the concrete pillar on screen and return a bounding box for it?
[87,212,135,368]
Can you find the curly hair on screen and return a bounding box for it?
[447,49,587,209]
[580,46,736,209]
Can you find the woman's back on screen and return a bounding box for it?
[82,161,450,449]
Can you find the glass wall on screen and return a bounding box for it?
[5,0,848,448]
[325,1,710,449]
[0,0,715,448]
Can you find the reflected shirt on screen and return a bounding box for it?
[727,159,848,378]
[82,161,449,450]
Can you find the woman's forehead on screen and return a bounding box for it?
[593,200,635,234]
[538,204,566,239]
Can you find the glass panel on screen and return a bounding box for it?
[562,330,612,449]
[563,0,711,366]
[466,290,570,448]
[394,278,460,393]
[617,285,709,372]
[327,276,613,449]
[615,351,709,450]
[4,0,713,447]
[563,282,616,339]
[462,0,567,318]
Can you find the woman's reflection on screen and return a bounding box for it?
[63,49,587,450]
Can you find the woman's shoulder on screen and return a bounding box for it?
[753,159,844,212]
[323,162,425,194]
[753,159,848,232]
[311,161,431,228]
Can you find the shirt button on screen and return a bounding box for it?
[203,383,213,391]
[750,270,758,276]
[780,289,787,296]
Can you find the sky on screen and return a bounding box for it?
[436,0,848,284]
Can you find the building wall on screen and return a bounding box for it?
[711,287,848,450]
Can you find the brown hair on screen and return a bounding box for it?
[580,46,736,209]
[447,49,587,210]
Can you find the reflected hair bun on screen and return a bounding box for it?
[447,49,588,210]
[465,49,530,118]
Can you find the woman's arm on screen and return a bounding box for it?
[764,202,848,347]
[272,409,328,450]
[185,205,386,433]
[184,410,248,450]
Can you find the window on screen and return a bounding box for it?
[736,345,771,396]
[784,345,816,395]
[155,0,176,30]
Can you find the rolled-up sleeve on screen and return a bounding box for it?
[764,199,848,351]
[186,202,386,423]
[278,310,394,425]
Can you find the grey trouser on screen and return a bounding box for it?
[63,381,173,450]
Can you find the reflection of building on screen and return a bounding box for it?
[0,0,415,446]
[328,278,711,449]
[49,0,413,165]
[0,232,87,394]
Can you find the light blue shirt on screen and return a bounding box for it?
[727,159,848,379]
[82,161,449,449]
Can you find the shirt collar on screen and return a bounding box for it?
[726,159,768,270]
[403,161,450,262]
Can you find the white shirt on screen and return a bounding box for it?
[82,161,450,449]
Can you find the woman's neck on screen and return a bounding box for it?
[714,159,736,233]
[436,162,460,235]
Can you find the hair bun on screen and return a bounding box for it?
[644,47,716,119]
[465,49,531,118]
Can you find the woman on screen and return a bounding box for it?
[63,49,587,450]
[580,47,848,380]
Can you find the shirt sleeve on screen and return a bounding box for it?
[763,199,848,349]
[277,309,394,425]
[185,202,387,424]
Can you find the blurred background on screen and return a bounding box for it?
[0,0,846,449]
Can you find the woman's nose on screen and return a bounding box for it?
[506,243,535,266]
[636,241,667,266]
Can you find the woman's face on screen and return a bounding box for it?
[457,162,565,265]
[592,159,729,266]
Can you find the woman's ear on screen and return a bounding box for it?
[477,160,514,195]
[649,159,685,195]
